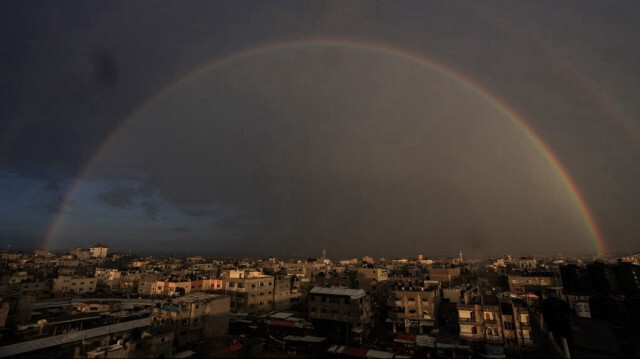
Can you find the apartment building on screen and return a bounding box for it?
[150,278,224,297]
[513,256,537,269]
[357,268,389,291]
[94,268,121,290]
[222,270,274,314]
[52,275,97,295]
[429,267,461,287]
[457,289,533,348]
[90,244,109,258]
[150,292,230,347]
[387,280,441,334]
[507,273,559,292]
[273,275,293,311]
[308,287,373,344]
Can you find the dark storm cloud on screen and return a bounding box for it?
[98,188,137,208]
[181,208,216,218]
[97,186,159,219]
[86,47,611,256]
[2,1,640,255]
[140,200,159,218]
[91,48,118,88]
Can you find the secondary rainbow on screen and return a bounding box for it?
[43,38,609,257]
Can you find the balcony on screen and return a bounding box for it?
[484,319,498,325]
[459,333,483,341]
[459,317,476,323]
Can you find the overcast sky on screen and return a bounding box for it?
[1,1,639,258]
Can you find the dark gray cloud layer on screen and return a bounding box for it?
[82,48,601,256]
[2,1,640,256]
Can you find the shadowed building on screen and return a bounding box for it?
[150,292,230,348]
[308,287,373,345]
[387,279,441,334]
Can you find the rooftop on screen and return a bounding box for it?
[310,287,366,299]
[172,292,227,303]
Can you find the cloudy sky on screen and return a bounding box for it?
[1,1,639,258]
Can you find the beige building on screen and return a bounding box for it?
[507,274,559,292]
[429,267,461,287]
[513,256,537,269]
[457,291,533,348]
[150,292,230,347]
[388,280,441,334]
[222,270,274,314]
[94,268,122,291]
[90,244,108,258]
[71,248,91,259]
[150,278,223,297]
[53,275,97,295]
[357,268,389,290]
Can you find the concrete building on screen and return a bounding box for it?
[52,275,97,295]
[273,275,293,311]
[429,267,461,287]
[222,270,274,314]
[507,274,559,292]
[71,248,91,260]
[457,289,533,349]
[90,244,109,258]
[357,268,389,291]
[387,280,441,334]
[150,292,230,347]
[126,326,175,358]
[513,256,537,269]
[95,268,122,291]
[308,287,373,344]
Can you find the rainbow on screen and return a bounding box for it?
[464,2,640,152]
[43,38,609,257]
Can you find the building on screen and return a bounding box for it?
[507,273,559,292]
[457,288,533,349]
[273,275,293,311]
[429,267,461,287]
[126,326,175,358]
[71,247,91,260]
[357,268,389,291]
[513,256,537,269]
[52,275,97,295]
[150,292,230,347]
[94,268,122,291]
[387,280,441,334]
[308,287,373,344]
[90,244,109,258]
[222,270,274,314]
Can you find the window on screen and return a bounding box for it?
[408,297,415,302]
[320,308,326,313]
[310,307,316,312]
[321,296,326,303]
